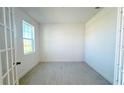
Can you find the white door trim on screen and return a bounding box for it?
[114,7,124,85]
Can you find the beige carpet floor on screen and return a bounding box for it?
[19,62,111,85]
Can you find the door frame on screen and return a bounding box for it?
[114,7,124,85]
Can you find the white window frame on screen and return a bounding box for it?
[22,20,35,55]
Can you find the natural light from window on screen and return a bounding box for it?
[22,20,35,55]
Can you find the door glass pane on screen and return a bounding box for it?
[13,66,16,82]
[12,49,15,66]
[0,52,7,75]
[122,51,124,84]
[5,8,10,28]
[10,10,14,30]
[0,26,5,49]
[8,50,12,69]
[122,29,124,48]
[3,75,8,85]
[9,70,13,85]
[0,8,4,24]
[12,31,15,48]
[7,29,11,48]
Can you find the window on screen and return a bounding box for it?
[22,20,35,55]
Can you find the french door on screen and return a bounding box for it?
[0,7,18,85]
[114,7,124,85]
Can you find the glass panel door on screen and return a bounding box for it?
[0,7,18,85]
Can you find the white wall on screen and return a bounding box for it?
[14,7,118,83]
[15,8,40,78]
[40,24,84,62]
[85,8,117,83]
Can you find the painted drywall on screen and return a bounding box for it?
[14,8,40,78]
[85,8,117,83]
[40,24,84,62]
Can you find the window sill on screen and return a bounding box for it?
[24,52,35,56]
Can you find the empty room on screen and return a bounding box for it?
[0,7,124,85]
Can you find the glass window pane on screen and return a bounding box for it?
[23,39,33,54]
[23,23,32,39]
[23,21,35,55]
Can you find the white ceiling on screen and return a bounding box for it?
[21,7,101,24]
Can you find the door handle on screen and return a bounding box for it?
[16,62,21,65]
[13,62,21,65]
